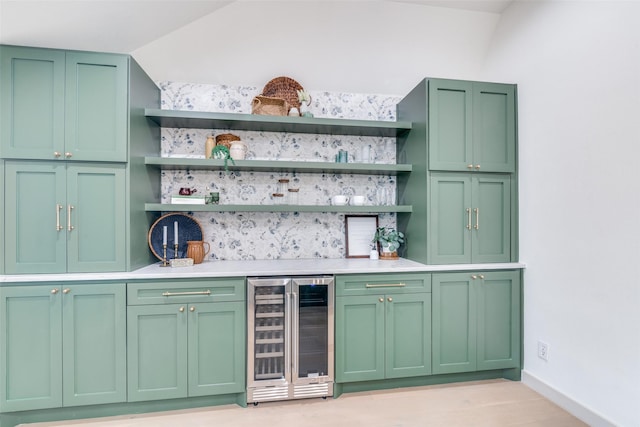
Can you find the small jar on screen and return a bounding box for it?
[288,188,299,205]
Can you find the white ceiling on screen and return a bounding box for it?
[0,0,514,53]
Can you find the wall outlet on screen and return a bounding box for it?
[538,341,549,361]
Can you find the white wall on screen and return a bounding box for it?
[134,1,640,425]
[483,1,640,426]
[132,1,500,95]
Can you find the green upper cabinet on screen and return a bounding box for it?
[432,271,521,375]
[4,161,126,274]
[429,173,511,264]
[0,283,127,412]
[0,45,128,161]
[429,79,516,173]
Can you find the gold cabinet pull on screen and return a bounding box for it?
[388,297,393,302]
[466,208,472,230]
[55,204,63,231]
[471,275,477,280]
[479,274,485,280]
[54,151,61,158]
[475,164,481,170]
[474,208,480,230]
[190,306,195,312]
[51,288,59,294]
[379,298,384,303]
[179,306,185,312]
[467,164,473,169]
[365,283,406,288]
[63,288,70,294]
[67,205,75,231]
[65,152,72,158]
[161,290,211,297]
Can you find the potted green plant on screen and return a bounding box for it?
[211,145,236,173]
[372,226,404,259]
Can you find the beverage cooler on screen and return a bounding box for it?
[247,276,334,404]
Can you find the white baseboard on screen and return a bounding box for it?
[521,370,617,427]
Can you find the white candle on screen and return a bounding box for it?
[163,226,167,245]
[174,221,178,244]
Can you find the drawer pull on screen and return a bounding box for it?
[162,290,211,297]
[365,283,406,288]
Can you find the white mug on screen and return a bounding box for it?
[331,195,349,205]
[351,195,365,206]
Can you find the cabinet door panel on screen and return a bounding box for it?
[429,80,473,171]
[432,274,476,374]
[4,162,67,274]
[473,83,516,173]
[472,175,511,263]
[65,53,128,162]
[62,284,126,406]
[188,302,245,397]
[335,295,385,382]
[66,164,126,272]
[477,272,521,370]
[127,305,188,402]
[385,293,431,379]
[0,46,65,159]
[0,286,62,412]
[430,174,472,264]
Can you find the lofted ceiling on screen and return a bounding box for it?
[0,0,514,53]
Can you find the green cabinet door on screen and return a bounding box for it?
[4,162,126,274]
[432,273,475,374]
[432,271,521,375]
[385,293,431,379]
[62,284,127,407]
[335,295,385,383]
[66,164,126,272]
[187,302,245,397]
[0,285,63,412]
[4,161,67,274]
[0,46,128,162]
[65,52,128,162]
[476,272,521,370]
[127,304,189,402]
[0,46,65,160]
[428,79,516,173]
[430,173,511,264]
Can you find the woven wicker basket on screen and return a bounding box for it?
[262,76,303,115]
[215,133,240,148]
[251,95,289,116]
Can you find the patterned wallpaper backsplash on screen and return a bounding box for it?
[159,81,402,261]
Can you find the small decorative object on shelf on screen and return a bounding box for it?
[211,144,235,173]
[215,133,240,148]
[261,76,304,116]
[229,140,248,160]
[205,135,216,159]
[251,95,289,116]
[373,226,404,260]
[206,192,220,204]
[296,89,313,117]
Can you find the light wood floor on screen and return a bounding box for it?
[26,380,586,427]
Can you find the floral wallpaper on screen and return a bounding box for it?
[159,81,402,261]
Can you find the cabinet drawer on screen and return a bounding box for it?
[127,278,245,305]
[336,273,430,296]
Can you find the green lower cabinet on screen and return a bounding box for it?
[127,301,245,402]
[335,273,431,383]
[432,271,520,375]
[0,283,126,413]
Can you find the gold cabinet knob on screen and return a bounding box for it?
[467,164,474,169]
[475,164,481,170]
[54,151,61,158]
[388,297,393,302]
[51,288,59,294]
[479,274,485,280]
[471,275,477,280]
[379,298,384,303]
[190,306,195,312]
[63,288,71,294]
[179,306,185,312]
[65,152,72,158]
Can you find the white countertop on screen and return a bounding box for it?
[0,259,526,284]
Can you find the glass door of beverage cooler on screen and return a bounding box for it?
[247,277,291,388]
[292,277,334,385]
